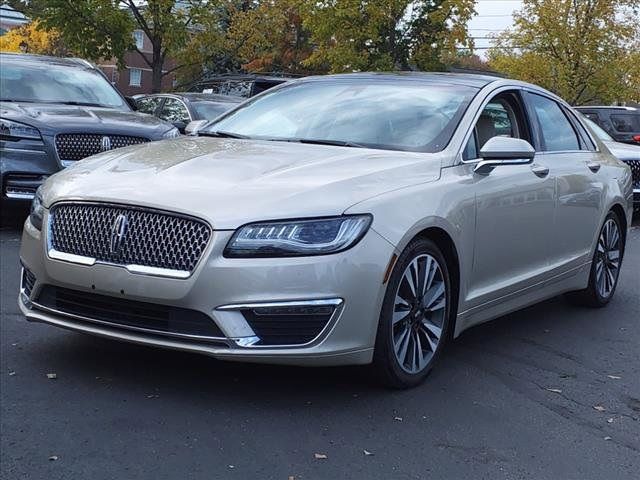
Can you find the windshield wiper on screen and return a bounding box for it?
[58,101,110,108]
[290,138,367,149]
[198,130,249,139]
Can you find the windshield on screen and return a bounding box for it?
[0,61,128,109]
[204,80,478,152]
[192,101,236,120]
[581,115,613,141]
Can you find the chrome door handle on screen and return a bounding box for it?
[587,161,601,173]
[531,164,549,177]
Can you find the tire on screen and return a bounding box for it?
[372,238,454,388]
[566,211,625,308]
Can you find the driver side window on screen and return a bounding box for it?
[463,92,530,161]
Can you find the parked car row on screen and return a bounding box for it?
[15,67,634,388]
[575,105,640,145]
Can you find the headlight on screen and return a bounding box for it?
[29,187,45,231]
[162,127,181,139]
[0,118,42,140]
[224,215,372,258]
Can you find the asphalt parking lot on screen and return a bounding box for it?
[1,213,639,480]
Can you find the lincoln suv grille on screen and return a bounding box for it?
[627,160,640,188]
[55,134,149,161]
[49,203,211,274]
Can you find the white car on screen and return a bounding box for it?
[19,73,634,387]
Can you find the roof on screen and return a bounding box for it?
[297,72,499,88]
[0,52,95,69]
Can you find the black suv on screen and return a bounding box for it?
[1,53,179,213]
[575,106,640,145]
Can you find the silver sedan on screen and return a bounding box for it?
[19,73,634,388]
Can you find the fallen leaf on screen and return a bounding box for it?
[288,477,296,480]
[543,329,550,333]
[228,465,234,469]
[394,416,403,422]
[363,450,374,456]
[48,455,59,461]
[607,375,621,380]
[607,418,614,424]
[546,388,562,394]
[593,405,606,412]
[46,373,57,380]
[8,371,16,376]
[314,453,328,460]
[604,436,612,441]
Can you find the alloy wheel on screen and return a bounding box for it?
[392,254,447,374]
[595,218,621,299]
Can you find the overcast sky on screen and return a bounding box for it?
[468,0,523,57]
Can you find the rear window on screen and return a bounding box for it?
[610,114,640,133]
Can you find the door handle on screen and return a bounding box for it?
[587,161,601,173]
[531,164,549,177]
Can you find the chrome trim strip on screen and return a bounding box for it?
[29,299,231,345]
[47,248,192,278]
[217,298,344,311]
[5,191,35,200]
[1,147,46,155]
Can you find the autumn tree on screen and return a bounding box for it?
[488,0,640,104]
[38,1,208,92]
[301,0,476,73]
[0,19,69,56]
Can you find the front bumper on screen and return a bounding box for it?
[19,217,394,366]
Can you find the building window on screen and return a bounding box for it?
[129,68,142,87]
[133,30,144,49]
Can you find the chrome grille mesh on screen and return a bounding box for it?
[49,204,211,273]
[627,160,640,188]
[55,134,149,161]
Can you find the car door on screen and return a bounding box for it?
[463,89,556,307]
[158,97,191,133]
[525,92,605,270]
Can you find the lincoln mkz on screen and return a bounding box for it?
[19,73,633,387]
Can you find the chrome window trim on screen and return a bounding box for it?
[45,200,212,279]
[158,95,193,123]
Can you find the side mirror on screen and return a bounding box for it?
[173,120,187,133]
[185,120,208,136]
[125,96,138,111]
[474,137,535,175]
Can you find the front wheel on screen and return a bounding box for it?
[566,211,624,307]
[372,238,453,388]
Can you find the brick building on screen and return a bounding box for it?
[98,29,177,96]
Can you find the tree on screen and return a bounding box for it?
[38,1,207,92]
[0,19,69,56]
[301,0,476,73]
[488,0,640,105]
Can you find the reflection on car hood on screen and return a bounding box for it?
[0,102,173,138]
[603,140,640,161]
[41,136,443,229]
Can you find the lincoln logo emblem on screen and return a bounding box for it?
[109,214,128,254]
[101,136,112,152]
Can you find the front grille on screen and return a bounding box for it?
[241,306,334,346]
[626,160,640,188]
[49,203,211,274]
[55,134,149,161]
[36,285,225,338]
[21,267,36,297]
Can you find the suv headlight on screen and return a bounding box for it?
[29,188,45,231]
[0,118,42,140]
[224,215,372,258]
[162,127,181,139]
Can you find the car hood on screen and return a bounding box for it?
[41,136,443,229]
[603,140,640,161]
[0,101,173,139]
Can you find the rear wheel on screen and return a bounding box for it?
[372,238,453,388]
[566,211,624,307]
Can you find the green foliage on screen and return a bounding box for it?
[488,0,640,104]
[301,0,476,73]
